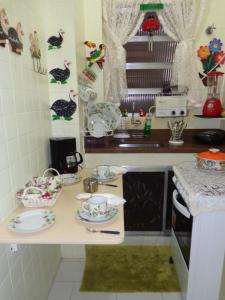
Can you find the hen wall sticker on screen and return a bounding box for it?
[50,90,77,121]
[47,29,65,50]
[49,60,71,84]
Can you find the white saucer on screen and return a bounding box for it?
[93,173,117,183]
[76,207,118,224]
[61,173,82,185]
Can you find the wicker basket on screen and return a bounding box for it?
[18,168,63,208]
[21,188,62,208]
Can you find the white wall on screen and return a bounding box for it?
[0,0,60,299]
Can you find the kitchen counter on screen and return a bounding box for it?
[85,129,225,153]
[0,169,124,244]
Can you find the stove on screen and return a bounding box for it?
[171,161,225,300]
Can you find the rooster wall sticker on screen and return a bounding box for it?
[50,90,77,121]
[84,41,106,69]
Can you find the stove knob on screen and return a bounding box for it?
[180,110,185,116]
[171,110,176,116]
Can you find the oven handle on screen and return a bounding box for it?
[173,190,191,219]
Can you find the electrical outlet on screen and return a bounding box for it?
[10,244,18,253]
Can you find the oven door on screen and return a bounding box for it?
[172,189,193,268]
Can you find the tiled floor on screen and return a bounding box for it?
[48,237,182,300]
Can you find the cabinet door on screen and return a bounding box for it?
[123,172,165,231]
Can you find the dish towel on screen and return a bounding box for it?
[76,193,126,206]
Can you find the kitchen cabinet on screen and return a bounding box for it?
[123,168,170,232]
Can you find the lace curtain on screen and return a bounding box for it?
[103,0,146,103]
[157,0,206,106]
[103,0,206,106]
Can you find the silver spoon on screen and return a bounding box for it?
[86,228,120,235]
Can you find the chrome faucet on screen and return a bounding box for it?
[131,101,141,125]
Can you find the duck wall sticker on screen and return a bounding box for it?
[30,30,47,75]
[50,90,77,121]
[0,9,9,47]
[84,41,106,70]
[49,60,71,84]
[47,29,65,50]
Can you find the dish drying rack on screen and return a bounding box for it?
[81,103,116,138]
[81,129,114,138]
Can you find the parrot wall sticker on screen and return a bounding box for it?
[84,41,106,69]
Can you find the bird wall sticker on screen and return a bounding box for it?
[50,90,77,121]
[47,29,65,50]
[0,8,9,47]
[30,30,47,75]
[84,41,106,69]
[49,60,71,84]
[8,21,24,54]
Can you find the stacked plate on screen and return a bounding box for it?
[87,103,121,138]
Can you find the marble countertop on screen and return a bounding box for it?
[173,162,225,216]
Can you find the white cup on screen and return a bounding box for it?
[97,165,110,179]
[82,196,108,218]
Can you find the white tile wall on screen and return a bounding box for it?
[0,0,61,299]
[45,0,81,151]
[0,0,51,220]
[0,244,61,300]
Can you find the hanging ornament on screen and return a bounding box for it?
[30,31,47,75]
[142,16,160,51]
[8,21,24,55]
[0,9,9,48]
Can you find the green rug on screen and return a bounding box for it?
[80,245,180,292]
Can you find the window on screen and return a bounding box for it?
[120,12,179,113]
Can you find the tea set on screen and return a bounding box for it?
[76,165,124,225]
[12,165,126,234]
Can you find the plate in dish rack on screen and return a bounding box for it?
[8,209,56,234]
[87,103,121,131]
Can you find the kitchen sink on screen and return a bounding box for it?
[130,133,145,138]
[118,143,162,148]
